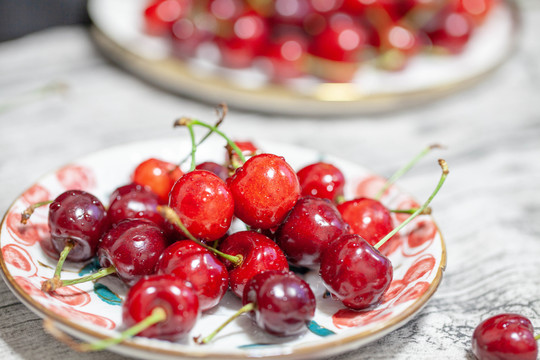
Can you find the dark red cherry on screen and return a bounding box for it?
[337,197,394,248]
[98,219,168,286]
[168,170,234,242]
[123,274,199,340]
[195,161,229,182]
[170,16,211,59]
[218,230,289,297]
[472,313,538,360]
[243,270,316,337]
[132,158,184,204]
[270,0,312,25]
[108,183,165,226]
[319,233,393,310]
[227,153,300,229]
[156,240,228,311]
[296,162,345,202]
[260,29,308,82]
[48,190,108,262]
[423,7,474,55]
[143,0,193,36]
[276,196,349,267]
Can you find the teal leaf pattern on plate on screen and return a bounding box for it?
[78,257,100,276]
[94,283,122,306]
[308,320,335,336]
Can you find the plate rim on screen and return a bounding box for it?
[0,138,447,359]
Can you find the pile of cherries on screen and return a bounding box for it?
[23,112,537,358]
[142,0,498,82]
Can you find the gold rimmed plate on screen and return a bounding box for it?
[0,137,446,359]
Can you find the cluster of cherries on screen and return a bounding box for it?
[142,0,498,82]
[22,110,536,358]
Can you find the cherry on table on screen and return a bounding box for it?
[472,313,539,360]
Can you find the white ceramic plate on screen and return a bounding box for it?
[0,137,446,359]
[87,0,518,116]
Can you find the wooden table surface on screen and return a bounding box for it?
[1,1,539,359]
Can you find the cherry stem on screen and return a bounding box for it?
[196,302,255,344]
[174,117,246,165]
[535,333,540,341]
[54,241,74,279]
[177,103,227,166]
[20,200,53,224]
[390,207,432,215]
[186,124,198,172]
[157,205,243,267]
[42,265,116,292]
[374,144,443,201]
[44,307,167,352]
[374,159,449,250]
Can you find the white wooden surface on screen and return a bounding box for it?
[1,2,539,359]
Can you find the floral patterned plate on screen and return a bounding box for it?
[0,137,446,360]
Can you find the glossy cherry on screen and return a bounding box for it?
[98,219,168,286]
[156,240,228,311]
[108,183,165,226]
[423,7,474,55]
[243,270,316,337]
[195,161,229,182]
[472,313,539,360]
[276,196,349,267]
[259,29,308,82]
[143,0,193,36]
[227,153,300,229]
[168,170,234,242]
[123,274,200,341]
[218,230,289,297]
[296,161,345,202]
[48,190,109,262]
[132,158,184,203]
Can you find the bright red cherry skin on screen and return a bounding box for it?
[276,196,349,267]
[98,219,168,286]
[243,270,316,337]
[218,231,289,298]
[122,274,200,340]
[168,170,234,242]
[132,158,184,204]
[143,0,193,36]
[156,240,228,311]
[472,314,538,360]
[296,162,345,202]
[260,30,308,82]
[319,233,393,310]
[48,190,109,262]
[227,153,300,230]
[337,197,394,247]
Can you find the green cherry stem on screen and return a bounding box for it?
[40,240,75,292]
[374,144,443,201]
[186,123,198,172]
[535,333,540,341]
[42,265,116,292]
[174,117,247,165]
[196,303,255,344]
[389,207,432,215]
[374,159,448,250]
[44,307,167,352]
[157,205,243,267]
[20,200,53,224]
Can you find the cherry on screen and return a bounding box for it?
[97,219,169,286]
[195,161,229,181]
[226,140,260,169]
[259,29,308,82]
[218,230,289,297]
[227,153,301,230]
[131,158,184,203]
[168,169,234,242]
[156,240,228,311]
[170,16,211,59]
[47,190,109,263]
[143,0,193,37]
[108,183,165,226]
[197,270,315,343]
[270,0,312,25]
[423,6,475,55]
[472,313,539,360]
[276,196,349,267]
[320,159,449,310]
[296,161,345,202]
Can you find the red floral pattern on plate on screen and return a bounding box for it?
[2,244,37,277]
[56,164,96,191]
[6,211,49,247]
[22,184,51,205]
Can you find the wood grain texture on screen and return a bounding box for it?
[0,2,539,359]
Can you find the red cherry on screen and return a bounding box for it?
[227,153,300,230]
[108,183,164,225]
[243,270,316,337]
[456,0,494,25]
[218,230,289,297]
[156,240,228,311]
[48,190,109,262]
[168,170,234,242]
[472,314,538,360]
[195,161,229,181]
[123,274,200,340]
[276,196,349,267]
[337,197,394,247]
[260,29,308,82]
[132,158,183,204]
[424,7,475,55]
[319,233,393,310]
[170,16,211,59]
[98,219,168,286]
[143,0,193,36]
[296,161,345,202]
[270,0,313,25]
